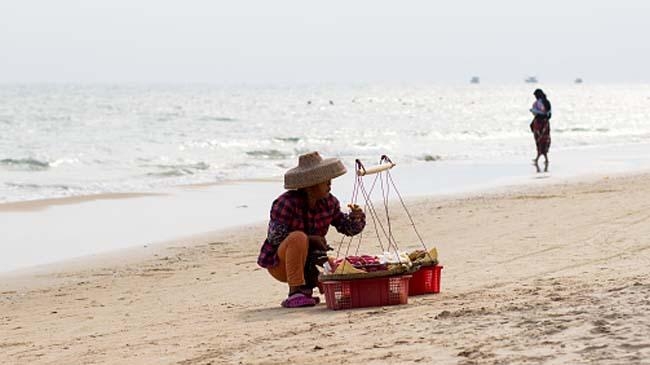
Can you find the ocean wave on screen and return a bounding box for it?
[0,158,50,171]
[419,154,443,162]
[555,127,610,133]
[151,162,210,170]
[156,112,185,122]
[147,170,192,177]
[5,182,72,190]
[460,130,488,137]
[273,137,300,143]
[144,162,210,177]
[50,158,80,167]
[198,116,237,122]
[245,149,290,160]
[4,83,650,203]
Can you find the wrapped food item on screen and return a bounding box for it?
[345,255,379,266]
[427,247,438,261]
[333,259,367,275]
[408,250,423,261]
[323,254,391,275]
[377,251,412,267]
[409,247,438,266]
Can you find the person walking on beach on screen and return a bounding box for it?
[529,88,552,172]
[257,151,366,308]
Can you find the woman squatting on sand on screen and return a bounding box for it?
[257,151,366,308]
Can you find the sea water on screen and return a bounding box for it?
[2,82,650,203]
[3,83,650,273]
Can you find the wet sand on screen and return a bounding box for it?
[0,193,163,212]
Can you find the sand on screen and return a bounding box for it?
[2,173,650,364]
[0,193,164,213]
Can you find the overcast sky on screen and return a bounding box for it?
[1,1,649,84]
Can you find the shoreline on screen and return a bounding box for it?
[1,169,647,281]
[0,178,284,210]
[4,140,650,206]
[1,171,650,364]
[3,140,650,274]
[0,192,164,212]
[2,160,649,275]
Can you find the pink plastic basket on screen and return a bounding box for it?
[408,265,443,296]
[321,275,411,310]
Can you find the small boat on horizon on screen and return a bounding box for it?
[470,76,480,84]
[524,76,538,83]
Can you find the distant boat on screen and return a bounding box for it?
[470,76,480,84]
[574,78,583,84]
[524,76,538,83]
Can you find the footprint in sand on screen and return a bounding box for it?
[591,319,611,334]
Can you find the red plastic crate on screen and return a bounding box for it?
[408,265,443,295]
[321,275,411,310]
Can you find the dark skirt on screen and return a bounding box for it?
[530,116,551,154]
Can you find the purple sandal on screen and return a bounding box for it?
[281,293,317,308]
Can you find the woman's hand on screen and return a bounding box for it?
[348,204,365,222]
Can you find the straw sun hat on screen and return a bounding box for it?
[284,151,347,189]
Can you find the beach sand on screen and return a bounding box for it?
[2,173,650,364]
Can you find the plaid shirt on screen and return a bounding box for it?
[257,190,366,268]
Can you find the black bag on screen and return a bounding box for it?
[302,194,329,289]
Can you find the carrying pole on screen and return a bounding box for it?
[355,156,395,176]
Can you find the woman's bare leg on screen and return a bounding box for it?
[543,154,549,172]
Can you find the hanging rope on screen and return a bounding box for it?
[338,166,364,259]
[335,155,428,264]
[356,158,404,259]
[357,166,389,253]
[386,171,428,250]
[337,161,387,260]
[379,160,401,253]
